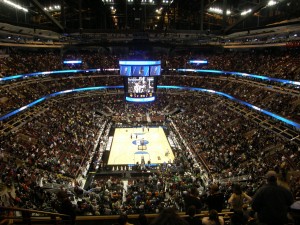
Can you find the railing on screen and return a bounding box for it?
[0,206,234,225]
[75,211,234,225]
[0,206,71,225]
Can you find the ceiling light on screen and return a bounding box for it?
[241,9,252,16]
[267,0,278,6]
[43,5,61,12]
[208,7,231,15]
[3,0,28,12]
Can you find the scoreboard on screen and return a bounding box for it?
[119,61,161,102]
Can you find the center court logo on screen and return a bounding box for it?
[132,140,149,145]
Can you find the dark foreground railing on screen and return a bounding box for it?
[0,206,235,225]
[0,206,71,225]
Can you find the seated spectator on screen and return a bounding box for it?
[202,210,224,225]
[184,205,202,225]
[118,214,133,225]
[150,208,188,225]
[136,213,149,225]
[230,210,247,225]
[246,210,258,225]
[290,200,300,225]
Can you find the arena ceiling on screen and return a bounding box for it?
[0,0,299,34]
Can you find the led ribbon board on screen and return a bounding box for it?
[1,68,299,87]
[1,86,300,131]
[177,69,300,86]
[63,60,82,64]
[125,96,155,102]
[189,60,208,64]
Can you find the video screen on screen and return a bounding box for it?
[119,61,161,76]
[150,65,161,76]
[120,66,131,76]
[132,66,149,76]
[128,77,154,94]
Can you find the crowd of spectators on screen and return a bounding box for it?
[161,49,300,81]
[1,49,299,124]
[0,49,300,224]
[1,73,299,124]
[158,76,300,122]
[2,92,298,210]
[1,49,300,81]
[167,92,299,178]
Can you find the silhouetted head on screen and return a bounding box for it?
[151,208,188,225]
[266,170,277,184]
[118,214,129,225]
[232,184,242,195]
[208,209,219,221]
[210,184,219,194]
[190,187,199,197]
[187,205,196,217]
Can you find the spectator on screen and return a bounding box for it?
[230,210,247,225]
[150,208,188,225]
[58,197,76,225]
[205,184,224,212]
[136,213,149,225]
[184,187,203,214]
[118,214,133,225]
[246,210,258,225]
[202,209,224,225]
[252,171,294,225]
[228,184,252,212]
[184,205,202,225]
[290,200,300,225]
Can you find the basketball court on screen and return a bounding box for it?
[107,127,174,165]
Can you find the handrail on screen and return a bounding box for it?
[0,206,234,224]
[0,206,71,225]
[74,211,234,220]
[0,206,69,217]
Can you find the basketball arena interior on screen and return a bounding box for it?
[0,0,300,224]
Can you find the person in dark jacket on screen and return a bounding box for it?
[251,171,294,225]
[205,184,224,212]
[184,187,203,214]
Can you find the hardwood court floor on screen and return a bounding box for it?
[107,127,174,165]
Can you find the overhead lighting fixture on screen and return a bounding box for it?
[103,0,114,4]
[156,7,163,14]
[241,9,252,16]
[44,5,61,12]
[141,0,155,4]
[267,0,278,6]
[208,7,231,15]
[2,0,28,12]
